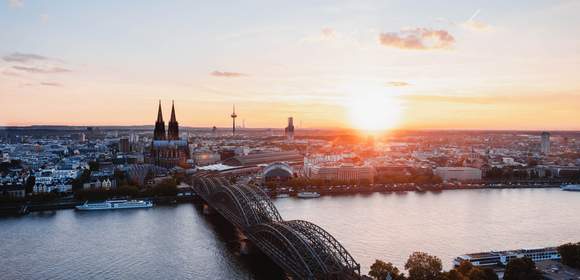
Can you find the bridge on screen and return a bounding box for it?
[192,176,361,280]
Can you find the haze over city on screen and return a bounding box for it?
[2,0,580,130]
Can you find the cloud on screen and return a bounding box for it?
[403,94,495,104]
[12,65,71,74]
[379,28,455,50]
[22,82,64,87]
[321,27,336,39]
[2,70,21,77]
[462,10,491,31]
[300,27,341,43]
[386,81,410,87]
[3,52,48,63]
[40,82,63,87]
[463,20,490,31]
[210,71,247,78]
[8,0,23,7]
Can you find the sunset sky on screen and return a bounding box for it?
[1,0,579,130]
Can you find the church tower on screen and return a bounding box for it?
[153,100,166,140]
[167,100,179,140]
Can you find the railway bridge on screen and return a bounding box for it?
[192,177,361,280]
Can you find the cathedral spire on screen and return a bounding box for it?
[168,100,179,140]
[153,100,166,140]
[156,100,164,123]
[169,100,177,123]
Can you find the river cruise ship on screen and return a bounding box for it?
[454,247,560,267]
[561,184,580,191]
[297,192,321,198]
[76,199,153,211]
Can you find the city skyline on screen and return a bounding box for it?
[1,0,580,130]
[2,2,580,280]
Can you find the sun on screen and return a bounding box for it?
[347,91,402,132]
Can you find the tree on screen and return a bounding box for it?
[456,261,473,276]
[24,175,36,194]
[440,269,467,280]
[114,169,127,186]
[88,161,100,171]
[143,178,178,197]
[503,257,542,280]
[404,252,443,280]
[441,261,498,280]
[144,169,155,185]
[369,260,405,280]
[72,169,91,190]
[558,242,580,269]
[469,267,498,280]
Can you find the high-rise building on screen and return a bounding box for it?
[119,137,130,153]
[285,117,295,141]
[541,132,550,155]
[129,132,139,143]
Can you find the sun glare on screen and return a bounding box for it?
[347,91,402,132]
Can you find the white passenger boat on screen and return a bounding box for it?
[297,192,321,198]
[276,193,290,198]
[454,247,561,267]
[561,184,580,192]
[76,199,153,211]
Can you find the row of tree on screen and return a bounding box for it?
[368,252,543,280]
[558,242,580,269]
[74,178,178,201]
[374,174,443,185]
[268,174,443,190]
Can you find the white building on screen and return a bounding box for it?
[541,132,550,155]
[192,151,221,166]
[434,167,482,182]
[309,164,375,183]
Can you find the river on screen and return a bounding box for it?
[1,188,579,279]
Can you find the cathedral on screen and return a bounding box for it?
[149,101,190,168]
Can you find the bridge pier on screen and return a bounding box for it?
[202,203,215,215]
[240,238,253,255]
[236,229,253,255]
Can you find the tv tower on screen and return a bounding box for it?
[231,104,237,136]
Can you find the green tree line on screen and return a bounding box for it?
[368,251,544,280]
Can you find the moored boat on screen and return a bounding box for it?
[561,184,580,192]
[276,193,290,198]
[454,247,560,267]
[76,199,153,211]
[297,192,320,198]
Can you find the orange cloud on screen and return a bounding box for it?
[403,94,495,104]
[379,28,455,50]
[462,10,491,31]
[210,70,247,78]
[386,81,410,87]
[321,27,336,38]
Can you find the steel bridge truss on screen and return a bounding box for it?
[192,177,360,280]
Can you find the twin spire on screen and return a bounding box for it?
[156,100,164,123]
[169,100,177,123]
[154,100,179,141]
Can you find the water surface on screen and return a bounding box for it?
[1,188,579,279]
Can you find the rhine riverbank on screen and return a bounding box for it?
[1,180,572,216]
